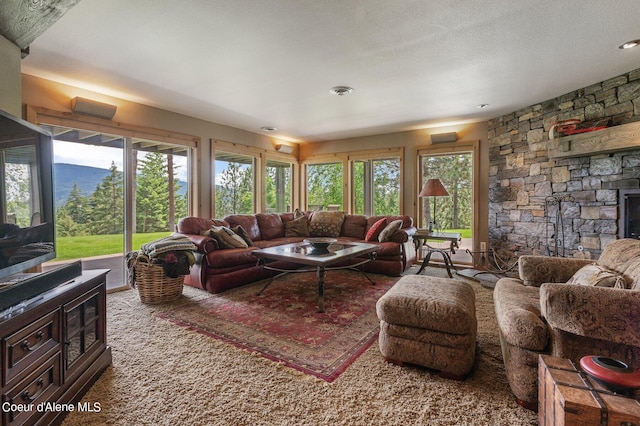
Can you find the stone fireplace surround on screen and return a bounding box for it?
[488,67,640,264]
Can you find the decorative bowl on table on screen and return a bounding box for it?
[303,238,337,252]
[579,355,640,393]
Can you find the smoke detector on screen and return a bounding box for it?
[329,86,354,96]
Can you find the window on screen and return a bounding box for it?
[265,159,293,213]
[417,147,475,265]
[214,151,255,216]
[418,152,472,230]
[305,162,343,211]
[352,157,400,216]
[31,106,198,291]
[134,148,188,233]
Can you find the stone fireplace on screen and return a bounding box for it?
[619,189,640,239]
[488,67,640,264]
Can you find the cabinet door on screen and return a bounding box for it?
[63,286,105,380]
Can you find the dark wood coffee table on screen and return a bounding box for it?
[252,241,379,312]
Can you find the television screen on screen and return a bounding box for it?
[0,109,56,282]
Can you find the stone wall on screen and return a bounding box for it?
[488,67,640,262]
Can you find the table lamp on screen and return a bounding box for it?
[419,178,449,231]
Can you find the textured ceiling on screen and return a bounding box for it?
[17,0,640,142]
[0,0,80,52]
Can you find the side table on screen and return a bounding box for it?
[538,354,640,425]
[413,230,461,278]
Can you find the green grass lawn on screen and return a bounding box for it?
[445,228,472,238]
[54,232,172,261]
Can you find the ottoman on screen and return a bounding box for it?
[376,274,477,379]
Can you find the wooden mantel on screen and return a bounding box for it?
[548,120,640,159]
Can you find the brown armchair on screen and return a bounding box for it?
[493,239,640,409]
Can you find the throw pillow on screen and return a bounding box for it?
[378,219,403,242]
[231,225,253,246]
[308,211,345,238]
[365,218,387,242]
[285,215,310,237]
[202,226,248,249]
[566,263,626,288]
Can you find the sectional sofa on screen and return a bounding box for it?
[176,211,417,294]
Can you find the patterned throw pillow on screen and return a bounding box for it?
[308,211,345,238]
[566,263,626,288]
[365,218,387,242]
[378,219,403,242]
[231,225,253,246]
[202,226,248,249]
[285,215,310,237]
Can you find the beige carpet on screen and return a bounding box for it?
[63,267,537,425]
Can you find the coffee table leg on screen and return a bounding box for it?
[317,266,325,313]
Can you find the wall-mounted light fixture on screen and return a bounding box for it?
[430,132,457,144]
[71,97,117,119]
[275,144,294,154]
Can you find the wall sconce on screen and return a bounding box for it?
[71,97,117,119]
[275,144,294,154]
[430,132,457,144]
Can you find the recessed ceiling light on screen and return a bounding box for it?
[619,39,640,49]
[476,104,490,109]
[261,126,277,132]
[329,86,354,96]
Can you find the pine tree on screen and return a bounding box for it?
[89,162,124,235]
[136,152,169,233]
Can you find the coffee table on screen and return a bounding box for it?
[252,241,380,313]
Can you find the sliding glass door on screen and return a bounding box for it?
[40,124,192,290]
[418,149,474,265]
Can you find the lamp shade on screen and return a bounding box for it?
[419,178,449,197]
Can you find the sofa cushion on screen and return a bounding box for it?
[566,263,626,288]
[365,218,387,242]
[378,219,403,242]
[597,238,640,289]
[309,211,345,238]
[284,215,309,237]
[341,215,367,239]
[177,217,229,235]
[256,213,285,240]
[224,215,261,241]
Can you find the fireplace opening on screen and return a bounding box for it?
[619,189,640,239]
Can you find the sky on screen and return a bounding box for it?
[53,140,189,181]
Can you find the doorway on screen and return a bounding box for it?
[417,149,475,265]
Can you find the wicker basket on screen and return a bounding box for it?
[133,255,184,304]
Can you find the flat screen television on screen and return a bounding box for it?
[0,109,56,280]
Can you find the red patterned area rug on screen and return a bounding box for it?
[157,270,399,382]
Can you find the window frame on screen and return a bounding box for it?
[348,148,403,216]
[416,141,479,244]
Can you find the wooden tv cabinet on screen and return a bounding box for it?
[1,269,112,426]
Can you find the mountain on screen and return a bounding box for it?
[53,163,112,208]
[53,163,186,208]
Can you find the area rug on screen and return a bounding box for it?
[157,270,398,382]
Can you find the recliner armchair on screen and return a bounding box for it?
[493,238,640,409]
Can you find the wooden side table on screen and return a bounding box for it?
[538,355,640,425]
[413,230,461,278]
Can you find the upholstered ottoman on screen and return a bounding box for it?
[376,275,477,379]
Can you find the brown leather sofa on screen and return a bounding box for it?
[176,212,417,294]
